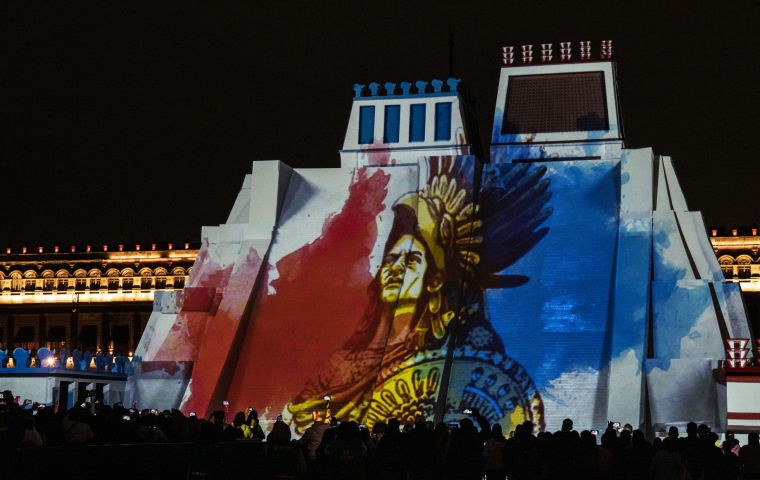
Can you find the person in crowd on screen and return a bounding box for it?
[575,430,600,479]
[134,411,167,442]
[403,416,434,480]
[20,415,43,447]
[598,426,617,479]
[431,422,450,480]
[483,423,506,480]
[651,427,687,480]
[367,421,386,457]
[375,418,405,480]
[447,417,484,480]
[630,429,654,480]
[739,432,760,480]
[61,405,95,444]
[225,411,253,440]
[724,435,741,480]
[0,401,25,448]
[325,421,367,480]
[704,431,726,480]
[554,418,579,476]
[615,429,635,480]
[246,407,266,441]
[681,421,704,480]
[266,419,307,479]
[300,417,331,477]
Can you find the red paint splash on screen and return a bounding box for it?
[154,242,235,362]
[225,168,390,420]
[180,245,263,415]
[365,139,396,166]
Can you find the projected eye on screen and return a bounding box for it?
[384,253,401,265]
[407,252,423,266]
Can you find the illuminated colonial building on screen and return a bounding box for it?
[0,242,198,355]
[710,227,760,333]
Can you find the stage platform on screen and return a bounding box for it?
[0,368,127,408]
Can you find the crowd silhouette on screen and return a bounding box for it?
[2,389,760,480]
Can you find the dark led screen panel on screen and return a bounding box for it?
[502,72,609,134]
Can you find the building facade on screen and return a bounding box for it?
[710,228,760,335]
[0,242,197,356]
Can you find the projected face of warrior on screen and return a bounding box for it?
[379,234,428,306]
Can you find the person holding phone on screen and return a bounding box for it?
[246,408,265,441]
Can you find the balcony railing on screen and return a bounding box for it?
[0,275,189,296]
[721,264,760,280]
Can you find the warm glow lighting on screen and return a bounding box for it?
[0,290,156,304]
[7,358,14,368]
[66,357,74,369]
[89,357,96,370]
[44,357,57,367]
[740,283,760,293]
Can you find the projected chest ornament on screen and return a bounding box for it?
[288,157,551,433]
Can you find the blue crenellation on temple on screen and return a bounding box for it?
[353,77,462,99]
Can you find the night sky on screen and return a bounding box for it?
[2,1,758,247]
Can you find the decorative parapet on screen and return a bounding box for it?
[353,77,462,99]
[0,241,198,300]
[0,346,138,376]
[501,40,613,66]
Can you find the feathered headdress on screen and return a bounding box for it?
[394,156,552,290]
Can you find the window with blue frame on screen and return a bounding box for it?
[384,105,400,143]
[358,105,375,144]
[409,104,426,142]
[434,102,452,141]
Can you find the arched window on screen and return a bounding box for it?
[718,255,735,279]
[55,269,70,292]
[154,267,168,289]
[139,268,153,290]
[171,267,186,289]
[121,268,134,290]
[10,271,22,292]
[106,268,120,291]
[41,270,55,291]
[88,269,102,290]
[23,270,37,292]
[74,269,87,291]
[737,255,753,279]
